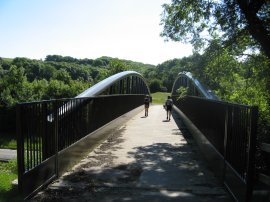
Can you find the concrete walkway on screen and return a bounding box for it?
[0,149,17,162]
[32,105,232,202]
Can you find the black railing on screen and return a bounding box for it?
[172,72,219,100]
[17,71,150,199]
[76,71,149,97]
[17,95,145,199]
[171,71,259,201]
[173,96,258,202]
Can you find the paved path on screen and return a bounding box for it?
[32,105,232,202]
[0,149,17,161]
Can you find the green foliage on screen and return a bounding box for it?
[0,160,22,202]
[149,79,164,93]
[0,160,17,174]
[108,59,128,75]
[176,87,188,100]
[0,65,28,107]
[160,0,270,59]
[0,133,16,149]
[0,56,154,107]
[0,160,17,192]
[151,92,170,105]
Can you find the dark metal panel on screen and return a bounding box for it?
[173,95,258,202]
[224,162,247,201]
[174,96,226,155]
[22,156,56,199]
[173,105,225,181]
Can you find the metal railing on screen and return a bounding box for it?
[172,72,258,202]
[172,71,219,100]
[17,71,150,199]
[76,70,150,97]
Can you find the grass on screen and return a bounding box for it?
[151,92,171,105]
[0,160,22,202]
[0,131,21,201]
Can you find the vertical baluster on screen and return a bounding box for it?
[64,100,67,148]
[127,77,130,94]
[17,103,24,192]
[73,99,76,143]
[40,103,43,163]
[33,103,37,167]
[239,107,244,178]
[29,105,32,170]
[243,107,248,179]
[72,99,75,145]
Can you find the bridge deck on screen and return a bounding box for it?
[32,105,232,201]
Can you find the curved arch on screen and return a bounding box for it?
[76,70,150,97]
[171,71,219,100]
[48,71,150,121]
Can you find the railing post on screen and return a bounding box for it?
[126,77,130,94]
[135,77,138,94]
[223,105,229,182]
[53,100,59,177]
[42,103,47,160]
[16,103,24,193]
[246,106,258,201]
[109,85,114,94]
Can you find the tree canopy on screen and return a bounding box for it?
[160,0,270,60]
[0,56,155,108]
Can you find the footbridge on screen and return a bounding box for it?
[16,71,258,201]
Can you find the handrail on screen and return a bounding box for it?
[76,70,150,97]
[48,71,150,121]
[172,71,219,100]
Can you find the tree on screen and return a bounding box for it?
[108,59,128,75]
[0,65,29,107]
[160,0,270,60]
[149,79,163,93]
[53,69,72,84]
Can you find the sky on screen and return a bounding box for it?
[0,0,193,65]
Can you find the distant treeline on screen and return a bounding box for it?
[0,52,269,145]
[0,55,155,107]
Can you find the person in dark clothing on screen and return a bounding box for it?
[144,95,150,117]
[165,96,173,121]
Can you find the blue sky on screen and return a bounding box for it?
[0,0,193,65]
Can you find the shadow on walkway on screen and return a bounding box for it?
[31,109,232,202]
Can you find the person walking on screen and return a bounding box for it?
[165,96,173,121]
[144,95,150,117]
